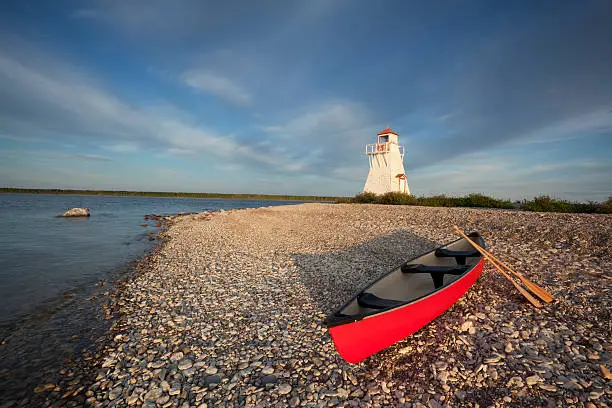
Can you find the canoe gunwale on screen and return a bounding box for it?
[324,232,485,328]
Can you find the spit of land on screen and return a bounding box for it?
[38,204,611,407]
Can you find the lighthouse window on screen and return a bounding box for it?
[379,135,389,143]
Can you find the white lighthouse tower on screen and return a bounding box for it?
[363,127,410,195]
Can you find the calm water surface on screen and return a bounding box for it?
[0,193,302,403]
[0,194,301,324]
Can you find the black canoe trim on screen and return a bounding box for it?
[324,232,485,328]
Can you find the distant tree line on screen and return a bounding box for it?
[0,188,341,202]
[339,192,612,214]
[3,188,610,214]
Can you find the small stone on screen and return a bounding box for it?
[144,387,163,401]
[505,343,513,353]
[526,375,541,386]
[428,399,443,408]
[205,375,221,385]
[34,384,55,393]
[149,361,165,369]
[337,388,349,399]
[587,351,599,360]
[460,321,473,332]
[562,380,582,390]
[484,355,501,364]
[178,359,193,370]
[205,366,218,375]
[170,352,184,362]
[539,384,557,392]
[169,383,181,396]
[156,395,169,405]
[437,371,449,383]
[108,386,123,401]
[381,381,390,393]
[261,366,274,375]
[278,383,292,395]
[507,376,524,388]
[289,396,300,407]
[198,404,208,408]
[127,393,139,405]
[455,391,466,401]
[261,374,277,385]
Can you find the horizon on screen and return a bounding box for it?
[1,1,611,201]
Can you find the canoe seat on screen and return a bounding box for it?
[434,248,480,265]
[357,292,404,310]
[401,264,470,289]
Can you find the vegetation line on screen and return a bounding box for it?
[338,192,612,214]
[0,188,342,202]
[3,188,610,214]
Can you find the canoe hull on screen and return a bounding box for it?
[328,258,484,363]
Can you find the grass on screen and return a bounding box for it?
[342,192,612,214]
[0,188,342,202]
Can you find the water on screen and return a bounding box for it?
[0,193,302,403]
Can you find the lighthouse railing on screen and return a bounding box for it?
[366,144,406,158]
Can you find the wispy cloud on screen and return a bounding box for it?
[510,109,612,146]
[58,153,113,162]
[181,70,251,106]
[0,43,276,169]
[261,102,377,175]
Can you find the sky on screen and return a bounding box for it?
[0,0,611,201]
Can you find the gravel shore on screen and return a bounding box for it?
[31,204,611,407]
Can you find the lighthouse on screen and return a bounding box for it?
[363,127,410,195]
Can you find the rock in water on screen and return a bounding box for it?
[59,208,90,217]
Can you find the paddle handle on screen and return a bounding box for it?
[453,227,542,308]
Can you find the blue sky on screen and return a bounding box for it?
[0,0,610,200]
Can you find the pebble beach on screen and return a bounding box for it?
[20,204,611,407]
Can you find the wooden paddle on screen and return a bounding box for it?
[474,243,553,303]
[453,226,554,303]
[453,226,542,308]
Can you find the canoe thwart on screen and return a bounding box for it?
[434,248,481,265]
[357,292,405,310]
[401,263,470,288]
[400,264,469,275]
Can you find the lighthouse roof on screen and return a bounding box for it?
[377,127,398,136]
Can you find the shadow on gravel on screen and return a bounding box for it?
[292,229,437,315]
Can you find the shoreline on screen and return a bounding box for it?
[9,204,611,407]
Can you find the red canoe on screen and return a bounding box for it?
[324,232,485,363]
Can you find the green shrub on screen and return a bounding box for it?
[347,191,610,214]
[462,193,514,209]
[519,195,612,214]
[353,191,379,203]
[603,197,612,214]
[417,195,457,207]
[520,196,573,213]
[377,192,417,205]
